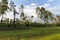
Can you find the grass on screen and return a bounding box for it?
[42,34,60,40]
[0,27,60,40]
[23,34,60,40]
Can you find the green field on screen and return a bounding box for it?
[0,27,60,40]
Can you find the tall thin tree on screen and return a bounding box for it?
[20,5,25,21]
[10,0,19,28]
[0,0,8,24]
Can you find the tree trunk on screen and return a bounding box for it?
[1,14,3,24]
[13,12,16,29]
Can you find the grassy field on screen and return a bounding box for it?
[0,27,60,40]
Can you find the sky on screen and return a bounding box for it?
[0,0,60,22]
[8,0,60,15]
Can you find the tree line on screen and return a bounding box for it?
[0,0,60,29]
